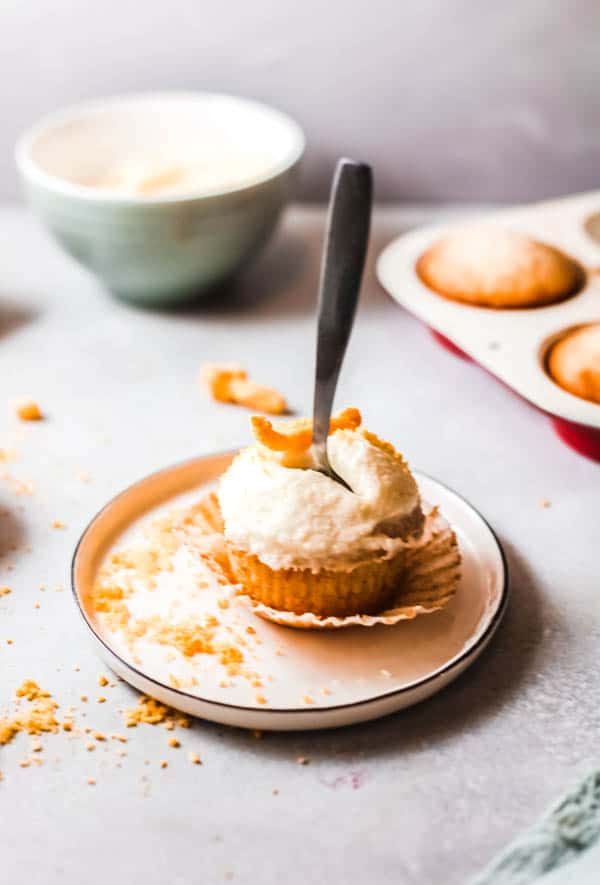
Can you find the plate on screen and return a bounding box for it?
[71,453,508,731]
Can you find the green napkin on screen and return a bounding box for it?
[470,770,600,884]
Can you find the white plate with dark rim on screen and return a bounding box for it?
[71,452,508,731]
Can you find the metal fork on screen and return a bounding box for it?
[311,158,373,491]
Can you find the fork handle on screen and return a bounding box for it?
[312,158,373,464]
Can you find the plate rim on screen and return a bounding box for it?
[71,451,509,717]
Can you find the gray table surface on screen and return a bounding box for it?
[0,204,597,885]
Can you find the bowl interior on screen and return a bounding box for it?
[18,92,304,200]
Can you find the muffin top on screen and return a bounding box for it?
[547,323,600,405]
[218,411,423,571]
[416,225,583,309]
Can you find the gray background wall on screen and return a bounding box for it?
[3,0,599,203]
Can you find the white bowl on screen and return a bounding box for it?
[16,92,305,305]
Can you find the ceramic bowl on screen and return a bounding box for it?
[16,92,305,306]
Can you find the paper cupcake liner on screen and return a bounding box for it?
[194,493,461,630]
[240,511,461,629]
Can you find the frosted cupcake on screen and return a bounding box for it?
[217,409,429,618]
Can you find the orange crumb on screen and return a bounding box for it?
[160,760,168,769]
[321,687,332,696]
[87,777,96,786]
[201,364,287,415]
[110,734,128,743]
[538,499,552,509]
[51,520,66,529]
[302,695,315,705]
[62,721,73,732]
[163,720,175,731]
[85,742,95,751]
[97,675,108,687]
[245,625,256,635]
[124,696,189,729]
[251,407,362,453]
[188,752,201,765]
[16,400,43,421]
[31,739,43,753]
[80,695,88,702]
[97,696,106,704]
[94,732,106,742]
[6,639,13,645]
[0,586,11,596]
[34,602,40,609]
[255,693,267,705]
[18,759,31,768]
[168,737,180,748]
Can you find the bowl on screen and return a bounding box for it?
[15,92,305,306]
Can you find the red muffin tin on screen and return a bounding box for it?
[377,193,600,462]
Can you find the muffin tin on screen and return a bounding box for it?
[377,191,600,461]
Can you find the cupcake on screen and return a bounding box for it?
[547,323,600,405]
[217,409,429,618]
[416,226,584,309]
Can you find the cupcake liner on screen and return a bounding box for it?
[193,493,461,630]
[239,511,460,629]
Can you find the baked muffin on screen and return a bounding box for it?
[416,226,584,309]
[547,324,600,405]
[217,410,427,618]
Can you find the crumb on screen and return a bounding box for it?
[6,639,13,645]
[538,499,552,509]
[245,625,256,635]
[302,695,315,705]
[201,364,287,415]
[97,675,108,687]
[321,687,332,696]
[110,734,128,743]
[34,602,40,609]
[255,693,267,705]
[73,664,80,671]
[80,695,88,702]
[160,760,168,769]
[51,520,66,529]
[0,586,11,596]
[124,695,189,729]
[97,696,106,704]
[77,471,92,483]
[31,739,43,753]
[168,737,180,748]
[188,752,201,765]
[272,788,279,795]
[18,759,31,768]
[62,721,73,732]
[85,742,95,751]
[87,777,96,786]
[16,400,43,421]
[296,756,310,765]
[94,732,106,742]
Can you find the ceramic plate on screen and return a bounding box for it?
[71,453,508,731]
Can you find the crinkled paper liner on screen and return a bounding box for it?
[189,491,462,630]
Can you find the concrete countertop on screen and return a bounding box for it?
[0,205,597,885]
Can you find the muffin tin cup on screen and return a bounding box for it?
[377,192,600,462]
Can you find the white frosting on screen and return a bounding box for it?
[218,429,423,571]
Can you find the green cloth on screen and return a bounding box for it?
[471,770,600,884]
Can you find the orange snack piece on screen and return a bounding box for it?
[16,400,43,421]
[201,364,287,415]
[251,407,362,453]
